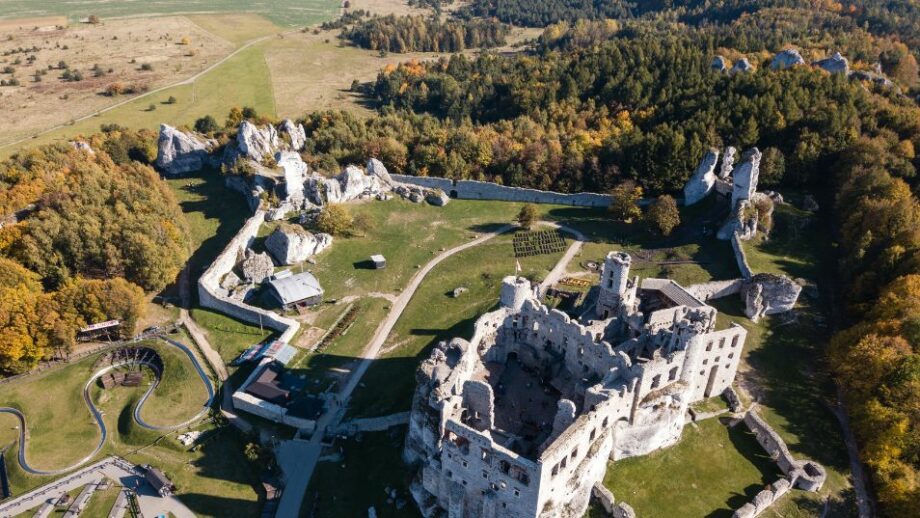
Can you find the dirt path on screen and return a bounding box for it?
[538,222,586,293]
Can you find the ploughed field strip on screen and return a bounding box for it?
[513,230,567,258]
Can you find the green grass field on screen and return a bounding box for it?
[79,483,122,517]
[605,418,780,517]
[0,0,341,27]
[189,308,275,365]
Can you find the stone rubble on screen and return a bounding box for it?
[241,250,275,285]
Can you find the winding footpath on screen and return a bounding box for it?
[0,338,214,476]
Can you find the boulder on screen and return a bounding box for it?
[70,141,94,155]
[742,273,802,322]
[265,224,333,265]
[241,250,275,285]
[613,503,636,518]
[366,158,394,186]
[156,124,216,175]
[426,190,450,206]
[814,52,849,75]
[711,55,728,72]
[237,121,279,163]
[683,148,720,206]
[279,119,307,151]
[220,271,241,291]
[733,503,756,518]
[731,58,753,74]
[771,48,805,70]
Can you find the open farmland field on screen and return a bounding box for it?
[0,16,235,146]
[0,0,342,27]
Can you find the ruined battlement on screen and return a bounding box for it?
[406,260,748,517]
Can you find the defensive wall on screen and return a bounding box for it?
[731,232,754,279]
[197,210,299,344]
[390,175,612,207]
[685,279,744,301]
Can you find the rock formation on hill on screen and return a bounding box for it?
[743,273,803,322]
[265,224,333,265]
[771,48,805,69]
[156,124,217,176]
[814,52,849,75]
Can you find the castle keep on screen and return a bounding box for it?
[405,252,748,517]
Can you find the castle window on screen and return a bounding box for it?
[651,374,661,389]
[699,370,705,376]
[608,278,614,289]
[719,337,725,348]
[514,489,521,497]
[731,335,739,347]
[669,367,678,381]
[590,429,596,441]
[499,460,510,474]
[447,470,453,478]
[571,448,578,460]
[715,356,720,363]
[728,353,734,360]
[482,471,488,479]
[552,465,559,477]
[561,457,568,469]
[462,460,468,468]
[502,503,507,509]
[702,359,708,366]
[706,341,713,352]
[603,417,609,427]
[462,480,468,486]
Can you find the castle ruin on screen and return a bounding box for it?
[405,252,748,517]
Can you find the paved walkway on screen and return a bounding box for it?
[179,309,229,381]
[0,457,194,518]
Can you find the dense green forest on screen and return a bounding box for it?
[341,14,509,53]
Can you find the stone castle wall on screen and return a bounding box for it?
[197,210,299,344]
[685,279,744,301]
[391,175,611,208]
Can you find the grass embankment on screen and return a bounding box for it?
[189,308,274,365]
[79,483,122,517]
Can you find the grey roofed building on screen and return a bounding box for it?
[144,466,175,497]
[639,278,707,308]
[266,271,324,308]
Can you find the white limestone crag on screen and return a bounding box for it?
[156,124,216,175]
[316,165,386,204]
[711,56,728,72]
[742,273,802,322]
[279,119,307,151]
[683,148,720,206]
[366,158,394,186]
[771,48,805,70]
[425,190,450,206]
[814,52,849,75]
[265,224,332,265]
[731,58,754,73]
[236,121,280,163]
[719,146,737,179]
[241,250,275,285]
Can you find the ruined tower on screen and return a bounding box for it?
[596,251,632,318]
[500,276,533,311]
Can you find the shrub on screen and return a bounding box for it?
[316,204,355,236]
[516,204,538,230]
[644,195,680,236]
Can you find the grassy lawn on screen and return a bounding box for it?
[309,198,545,300]
[134,343,211,428]
[742,202,823,280]
[189,308,275,365]
[0,0,341,27]
[302,426,420,518]
[187,13,283,44]
[346,231,566,418]
[605,418,780,517]
[79,483,122,517]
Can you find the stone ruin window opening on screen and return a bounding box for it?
[590,428,597,441]
[500,460,511,474]
[731,335,739,347]
[651,374,662,389]
[669,366,678,381]
[706,341,713,351]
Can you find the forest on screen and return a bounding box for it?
[0,127,188,373]
[341,14,509,53]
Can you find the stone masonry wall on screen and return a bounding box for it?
[197,210,300,343]
[391,175,611,207]
[685,279,744,301]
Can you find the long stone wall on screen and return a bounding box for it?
[197,210,299,344]
[391,175,612,208]
[731,232,754,279]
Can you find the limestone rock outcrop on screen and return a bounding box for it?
[279,119,307,151]
[711,56,728,72]
[156,124,216,175]
[771,48,805,70]
[731,58,753,74]
[321,165,386,204]
[425,190,450,206]
[731,147,762,208]
[265,224,333,265]
[366,158,394,186]
[742,273,802,322]
[683,148,719,206]
[719,146,737,179]
[814,52,849,75]
[241,250,275,285]
[236,121,280,163]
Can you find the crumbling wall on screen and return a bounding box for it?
[197,210,299,343]
[685,279,743,301]
[743,410,826,491]
[390,175,611,207]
